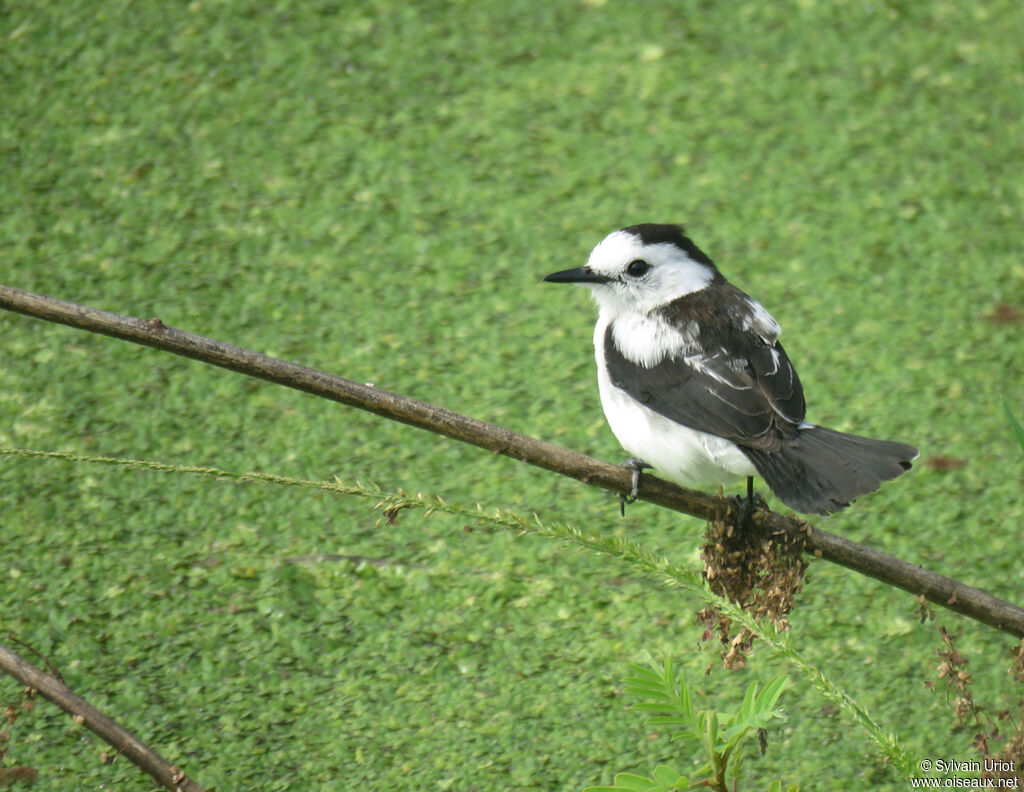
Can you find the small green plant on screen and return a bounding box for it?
[586,659,796,792]
[1003,397,1024,454]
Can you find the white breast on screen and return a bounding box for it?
[593,313,756,489]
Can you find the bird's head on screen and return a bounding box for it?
[544,224,720,316]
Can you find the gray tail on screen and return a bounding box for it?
[741,427,918,515]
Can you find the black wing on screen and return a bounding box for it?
[603,305,805,453]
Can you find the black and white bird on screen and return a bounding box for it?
[544,223,917,516]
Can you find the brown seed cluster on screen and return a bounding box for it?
[927,627,1024,788]
[698,501,809,669]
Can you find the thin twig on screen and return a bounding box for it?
[2,283,1022,638]
[0,643,207,792]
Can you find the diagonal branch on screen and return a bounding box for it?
[1,283,1022,638]
[0,642,207,792]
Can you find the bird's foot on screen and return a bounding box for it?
[619,457,651,516]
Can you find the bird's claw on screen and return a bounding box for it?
[619,457,651,516]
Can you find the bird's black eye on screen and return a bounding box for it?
[626,259,650,277]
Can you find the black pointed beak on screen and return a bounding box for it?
[542,266,612,284]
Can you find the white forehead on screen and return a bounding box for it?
[586,230,700,276]
[587,230,658,275]
[584,229,715,315]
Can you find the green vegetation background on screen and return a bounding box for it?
[2,0,1023,789]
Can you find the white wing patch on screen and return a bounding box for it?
[741,299,781,342]
[687,351,753,390]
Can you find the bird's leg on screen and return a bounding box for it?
[734,476,763,533]
[619,457,651,516]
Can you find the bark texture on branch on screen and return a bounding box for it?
[2,283,1022,638]
[0,643,207,792]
